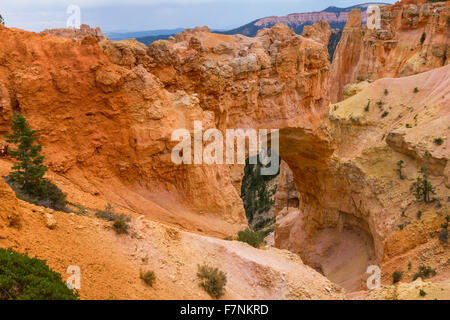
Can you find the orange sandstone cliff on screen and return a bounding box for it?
[330,1,449,102]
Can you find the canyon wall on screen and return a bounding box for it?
[330,1,449,102]
[276,64,450,291]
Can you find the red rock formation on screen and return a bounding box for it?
[41,24,108,42]
[0,22,331,237]
[330,1,449,102]
[301,20,332,46]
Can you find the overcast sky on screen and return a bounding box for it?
[0,0,393,33]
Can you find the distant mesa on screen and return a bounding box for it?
[130,3,390,60]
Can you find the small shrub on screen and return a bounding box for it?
[197,265,227,299]
[394,160,405,179]
[392,270,403,283]
[70,203,87,215]
[237,228,264,248]
[381,111,389,118]
[416,211,422,220]
[364,101,370,112]
[0,248,79,300]
[413,265,436,280]
[113,215,130,234]
[420,32,426,45]
[140,270,156,287]
[408,262,412,270]
[406,123,412,128]
[414,87,419,93]
[40,180,68,211]
[419,289,426,297]
[96,204,131,234]
[433,138,443,145]
[438,228,448,243]
[376,100,384,108]
[384,89,388,95]
[6,178,68,212]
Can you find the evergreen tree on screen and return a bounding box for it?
[5,113,48,195]
[0,14,4,26]
[413,152,435,203]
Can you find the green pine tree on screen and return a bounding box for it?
[0,14,4,26]
[413,153,435,203]
[5,113,48,195]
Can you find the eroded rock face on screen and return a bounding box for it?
[274,161,299,215]
[0,22,331,237]
[41,24,108,42]
[272,2,449,290]
[330,2,449,102]
[301,20,332,46]
[143,24,331,132]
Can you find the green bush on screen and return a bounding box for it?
[392,270,403,283]
[438,228,448,243]
[237,228,264,248]
[381,111,389,118]
[113,215,130,234]
[140,271,156,287]
[414,87,419,93]
[394,160,405,179]
[70,203,87,215]
[364,100,370,112]
[420,32,426,45]
[433,138,444,145]
[6,178,68,212]
[197,265,227,299]
[416,211,422,220]
[0,248,78,300]
[40,180,68,211]
[413,156,435,203]
[419,289,426,297]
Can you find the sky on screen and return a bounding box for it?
[0,0,394,33]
